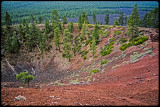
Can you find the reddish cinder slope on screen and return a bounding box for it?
[1,25,159,106]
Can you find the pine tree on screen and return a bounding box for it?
[4,12,12,29]
[72,35,81,56]
[63,15,68,24]
[22,18,26,26]
[30,13,34,24]
[5,34,12,53]
[38,16,42,24]
[80,21,87,42]
[118,12,124,26]
[68,21,74,33]
[90,36,97,57]
[128,4,140,27]
[63,29,72,61]
[92,13,97,24]
[12,32,20,53]
[25,33,33,51]
[92,24,99,45]
[124,16,128,26]
[51,9,61,31]
[105,14,109,25]
[53,27,61,51]
[113,18,119,26]
[127,4,140,38]
[78,15,82,32]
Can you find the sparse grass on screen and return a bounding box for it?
[54,80,64,86]
[112,64,120,69]
[19,86,23,88]
[101,59,108,65]
[122,60,129,64]
[70,78,79,84]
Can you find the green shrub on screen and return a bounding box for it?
[90,69,99,74]
[83,55,87,60]
[101,59,108,65]
[119,37,127,44]
[114,30,122,36]
[120,43,130,51]
[88,24,94,28]
[120,36,148,51]
[101,37,115,56]
[101,31,110,38]
[16,72,34,87]
[81,50,89,57]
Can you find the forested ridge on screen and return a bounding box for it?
[1,1,158,25]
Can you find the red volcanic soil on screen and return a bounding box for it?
[1,26,159,106]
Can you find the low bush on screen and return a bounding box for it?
[101,59,108,65]
[120,43,130,51]
[101,37,115,56]
[120,36,148,51]
[119,37,127,44]
[90,69,99,75]
[81,50,89,57]
[114,30,122,36]
[101,31,110,38]
[88,24,94,28]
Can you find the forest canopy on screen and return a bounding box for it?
[1,1,158,25]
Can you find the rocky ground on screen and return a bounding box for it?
[1,25,159,106]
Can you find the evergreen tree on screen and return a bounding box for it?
[22,18,26,26]
[85,14,89,24]
[63,42,72,62]
[38,16,42,24]
[78,15,82,32]
[105,14,109,25]
[5,34,12,53]
[128,4,140,27]
[92,24,99,45]
[141,7,159,28]
[12,32,20,53]
[63,15,68,24]
[45,20,50,36]
[80,21,87,42]
[63,29,72,61]
[25,22,29,34]
[4,12,12,29]
[25,33,33,51]
[92,13,97,24]
[72,35,81,56]
[113,18,119,26]
[51,9,61,31]
[90,36,97,57]
[68,21,74,33]
[30,13,35,24]
[53,27,61,51]
[127,4,140,38]
[124,16,128,26]
[118,12,124,26]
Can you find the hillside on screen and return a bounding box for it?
[1,23,159,106]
